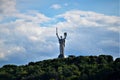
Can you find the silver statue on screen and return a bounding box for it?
[56,27,67,58]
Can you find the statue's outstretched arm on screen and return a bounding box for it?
[56,33,60,39]
[56,27,60,39]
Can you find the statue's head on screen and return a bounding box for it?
[60,36,62,39]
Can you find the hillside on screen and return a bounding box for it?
[0,55,120,80]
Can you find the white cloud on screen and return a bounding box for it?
[0,0,17,15]
[99,40,119,47]
[56,10,120,32]
[0,11,56,62]
[0,53,5,59]
[107,27,120,32]
[0,8,119,66]
[51,4,62,9]
[14,11,51,23]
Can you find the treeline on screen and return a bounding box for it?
[0,55,120,80]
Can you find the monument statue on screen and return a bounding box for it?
[56,27,67,58]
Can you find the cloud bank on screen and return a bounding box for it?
[0,1,119,66]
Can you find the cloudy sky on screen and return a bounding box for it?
[0,0,120,66]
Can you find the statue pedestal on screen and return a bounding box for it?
[58,54,64,58]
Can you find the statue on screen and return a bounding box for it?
[56,27,67,58]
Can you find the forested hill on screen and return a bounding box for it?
[0,55,120,80]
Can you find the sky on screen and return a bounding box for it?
[0,0,120,67]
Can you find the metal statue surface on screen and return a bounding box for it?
[56,27,67,58]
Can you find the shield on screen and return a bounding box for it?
[64,32,67,37]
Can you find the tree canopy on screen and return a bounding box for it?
[0,55,120,80]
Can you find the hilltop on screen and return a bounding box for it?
[0,55,120,80]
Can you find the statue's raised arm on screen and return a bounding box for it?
[56,27,59,39]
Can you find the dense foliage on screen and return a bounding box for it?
[0,55,120,80]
